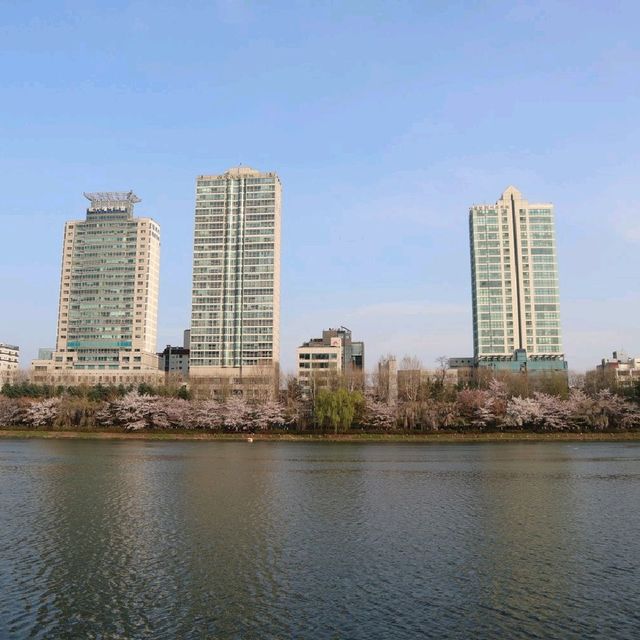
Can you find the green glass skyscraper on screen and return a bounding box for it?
[469,187,565,370]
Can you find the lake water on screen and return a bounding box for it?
[0,439,639,639]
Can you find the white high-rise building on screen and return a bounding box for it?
[189,167,281,396]
[31,192,162,385]
[469,186,564,369]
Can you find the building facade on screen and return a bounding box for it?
[31,192,162,385]
[189,167,281,397]
[0,344,19,385]
[596,351,640,386]
[297,337,343,390]
[296,327,364,391]
[469,186,566,371]
[158,345,190,379]
[320,327,364,373]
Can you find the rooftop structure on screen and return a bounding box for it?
[83,191,141,205]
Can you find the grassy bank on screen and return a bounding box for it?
[1,428,640,443]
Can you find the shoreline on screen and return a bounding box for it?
[1,429,639,443]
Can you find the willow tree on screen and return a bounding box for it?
[314,388,364,434]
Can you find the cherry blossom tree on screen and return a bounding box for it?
[0,397,24,426]
[361,397,397,431]
[190,400,224,431]
[221,395,250,431]
[245,401,286,431]
[24,398,61,428]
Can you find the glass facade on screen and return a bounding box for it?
[190,168,281,370]
[470,187,563,361]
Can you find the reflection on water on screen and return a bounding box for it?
[0,440,639,639]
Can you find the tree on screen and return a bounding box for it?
[398,356,423,402]
[220,395,249,431]
[24,398,61,427]
[435,355,450,385]
[313,388,364,434]
[191,400,223,431]
[0,396,25,426]
[361,396,397,431]
[248,400,287,431]
[456,389,499,430]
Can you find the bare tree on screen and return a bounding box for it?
[435,355,450,385]
[398,355,422,402]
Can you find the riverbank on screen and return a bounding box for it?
[1,428,640,443]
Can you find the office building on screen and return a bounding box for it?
[296,327,364,391]
[0,343,19,385]
[158,330,190,381]
[297,336,343,390]
[469,186,566,372]
[321,327,364,372]
[31,192,162,385]
[596,351,640,386]
[189,167,281,397]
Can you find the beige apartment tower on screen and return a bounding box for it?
[31,192,162,385]
[189,167,281,397]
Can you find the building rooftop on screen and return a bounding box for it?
[83,191,141,205]
[198,167,280,180]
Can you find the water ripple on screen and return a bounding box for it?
[0,440,639,638]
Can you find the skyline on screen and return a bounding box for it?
[2,1,640,373]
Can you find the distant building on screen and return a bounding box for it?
[449,350,567,378]
[597,351,640,386]
[189,167,281,399]
[296,327,364,391]
[37,348,55,361]
[30,192,163,386]
[448,357,474,369]
[377,356,398,405]
[319,327,364,373]
[468,186,567,372]
[158,344,190,379]
[397,367,459,393]
[0,344,19,384]
[297,337,343,390]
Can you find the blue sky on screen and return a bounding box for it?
[1,0,639,373]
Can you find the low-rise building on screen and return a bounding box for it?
[449,350,568,375]
[597,351,640,386]
[377,356,398,405]
[0,344,19,385]
[397,367,459,400]
[158,344,190,380]
[297,336,343,391]
[296,327,365,393]
[322,327,364,372]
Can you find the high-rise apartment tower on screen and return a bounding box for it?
[32,192,161,383]
[469,186,565,370]
[189,167,281,395]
